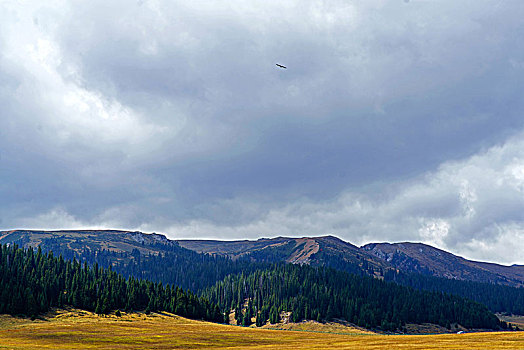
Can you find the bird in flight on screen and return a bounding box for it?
[276,63,287,69]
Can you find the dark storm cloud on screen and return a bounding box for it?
[1,1,524,263]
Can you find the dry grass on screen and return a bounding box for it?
[0,310,522,349]
[498,314,524,329]
[261,319,374,334]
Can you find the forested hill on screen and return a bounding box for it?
[0,229,267,292]
[203,264,505,332]
[47,238,524,317]
[384,270,524,315]
[0,230,177,257]
[1,230,523,318]
[39,237,267,293]
[362,242,524,287]
[2,230,522,287]
[0,244,224,323]
[179,236,524,287]
[0,238,518,333]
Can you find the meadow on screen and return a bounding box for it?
[0,310,522,350]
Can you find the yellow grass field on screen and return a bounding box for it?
[0,310,522,350]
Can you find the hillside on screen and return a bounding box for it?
[179,235,390,275]
[1,230,523,316]
[179,235,524,287]
[2,229,523,287]
[0,229,176,256]
[2,239,511,333]
[362,242,524,287]
[0,243,223,322]
[0,229,265,293]
[203,263,504,331]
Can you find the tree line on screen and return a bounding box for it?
[203,263,505,331]
[383,269,524,315]
[39,239,524,317]
[15,234,524,317]
[0,244,224,322]
[38,238,265,292]
[306,248,524,316]
[5,234,523,330]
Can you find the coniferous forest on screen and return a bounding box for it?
[0,244,223,322]
[0,241,518,332]
[34,239,524,317]
[262,247,524,317]
[203,264,504,331]
[383,270,524,315]
[37,239,265,292]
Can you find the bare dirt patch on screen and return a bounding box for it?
[286,238,320,264]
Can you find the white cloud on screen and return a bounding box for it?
[1,2,187,174]
[18,207,86,230]
[160,130,524,264]
[418,219,450,247]
[1,0,524,266]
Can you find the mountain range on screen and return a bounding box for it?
[178,235,524,287]
[1,229,522,287]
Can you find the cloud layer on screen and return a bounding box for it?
[1,1,524,264]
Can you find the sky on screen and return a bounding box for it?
[1,0,524,265]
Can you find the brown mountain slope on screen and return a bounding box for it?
[176,237,292,259]
[361,242,524,287]
[178,235,390,274]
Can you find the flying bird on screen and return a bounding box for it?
[276,63,287,69]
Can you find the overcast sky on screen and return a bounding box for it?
[1,1,524,264]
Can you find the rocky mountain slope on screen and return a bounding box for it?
[362,242,524,287]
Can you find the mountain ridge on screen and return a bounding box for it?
[361,241,524,286]
[178,235,523,286]
[1,229,522,287]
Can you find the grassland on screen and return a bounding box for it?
[0,310,522,349]
[498,314,524,329]
[261,319,374,334]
